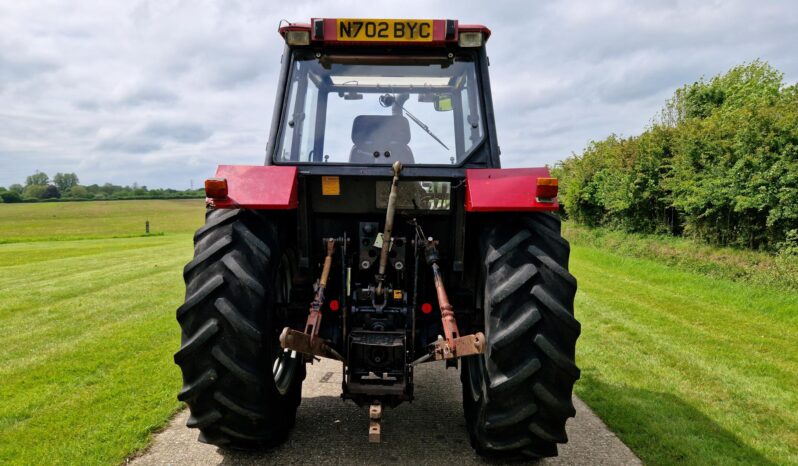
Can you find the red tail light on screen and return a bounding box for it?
[205,178,228,199]
[421,302,433,314]
[536,177,558,200]
[329,299,340,312]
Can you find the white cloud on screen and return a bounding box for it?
[0,0,796,188]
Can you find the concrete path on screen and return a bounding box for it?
[131,358,641,465]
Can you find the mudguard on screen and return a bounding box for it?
[210,165,298,209]
[465,168,558,212]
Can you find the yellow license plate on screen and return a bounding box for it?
[336,19,433,42]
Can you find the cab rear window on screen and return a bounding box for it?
[274,52,484,166]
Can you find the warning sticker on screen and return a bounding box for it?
[373,232,384,249]
[322,176,340,196]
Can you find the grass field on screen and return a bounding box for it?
[570,246,798,465]
[1,200,796,465]
[0,201,204,465]
[0,199,204,243]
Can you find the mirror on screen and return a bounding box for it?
[434,95,453,112]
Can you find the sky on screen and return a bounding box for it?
[1,0,797,189]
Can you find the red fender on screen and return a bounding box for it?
[465,168,559,212]
[210,165,298,209]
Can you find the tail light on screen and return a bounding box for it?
[536,177,558,200]
[205,178,228,199]
[329,299,340,312]
[421,302,433,314]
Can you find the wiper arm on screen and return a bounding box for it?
[399,106,450,151]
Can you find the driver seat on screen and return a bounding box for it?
[349,115,414,164]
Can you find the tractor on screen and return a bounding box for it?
[175,18,580,459]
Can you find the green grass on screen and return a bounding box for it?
[2,201,797,465]
[0,199,205,243]
[0,200,204,465]
[563,222,798,291]
[570,245,798,465]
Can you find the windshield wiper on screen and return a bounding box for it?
[399,106,450,151]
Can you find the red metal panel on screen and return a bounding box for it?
[465,168,559,212]
[211,165,298,210]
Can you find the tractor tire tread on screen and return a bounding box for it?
[462,213,580,459]
[175,208,302,449]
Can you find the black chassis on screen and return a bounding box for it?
[262,43,502,406]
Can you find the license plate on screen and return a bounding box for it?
[336,19,433,42]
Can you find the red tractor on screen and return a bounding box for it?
[175,18,580,459]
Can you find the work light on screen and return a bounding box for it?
[285,30,310,46]
[458,32,483,47]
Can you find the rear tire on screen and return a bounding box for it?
[462,213,580,458]
[175,208,305,449]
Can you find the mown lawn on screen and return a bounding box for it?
[571,245,798,465]
[0,201,204,465]
[0,199,204,242]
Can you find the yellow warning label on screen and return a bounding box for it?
[393,290,403,300]
[321,176,340,196]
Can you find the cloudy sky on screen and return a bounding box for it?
[1,0,796,189]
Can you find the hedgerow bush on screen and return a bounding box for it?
[555,61,798,252]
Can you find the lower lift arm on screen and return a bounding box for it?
[280,238,345,361]
[414,238,486,364]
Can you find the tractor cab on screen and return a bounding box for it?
[267,19,498,172]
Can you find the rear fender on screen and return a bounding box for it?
[465,168,558,212]
[210,165,298,209]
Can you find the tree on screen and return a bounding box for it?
[1,192,22,203]
[100,183,119,195]
[53,173,80,192]
[9,184,23,194]
[67,185,89,198]
[23,184,47,199]
[25,171,49,187]
[43,185,61,199]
